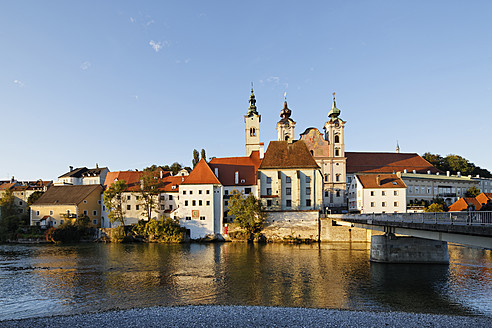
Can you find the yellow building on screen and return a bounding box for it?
[30,185,103,228]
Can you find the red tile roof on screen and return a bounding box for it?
[346,152,440,174]
[448,197,482,212]
[0,183,16,191]
[104,171,183,192]
[259,141,320,169]
[356,174,406,189]
[209,151,262,186]
[182,159,221,185]
[476,193,492,206]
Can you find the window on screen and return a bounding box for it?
[183,190,187,195]
[190,190,193,195]
[427,187,431,194]
[370,191,375,196]
[169,205,173,210]
[126,205,130,210]
[245,188,251,194]
[306,199,311,207]
[206,190,210,194]
[382,202,386,207]
[324,174,328,182]
[325,190,329,197]
[49,210,53,215]
[185,200,188,206]
[267,188,272,195]
[225,190,229,195]
[199,200,202,206]
[185,216,191,221]
[335,174,340,182]
[98,200,101,205]
[192,200,196,206]
[93,219,97,225]
[200,216,205,221]
[225,201,229,206]
[60,220,64,225]
[286,177,291,183]
[267,177,272,184]
[286,200,291,207]
[371,202,375,207]
[160,196,165,201]
[93,210,97,216]
[421,187,425,194]
[335,149,340,156]
[394,202,398,207]
[267,200,272,206]
[83,210,88,215]
[199,190,202,194]
[394,190,399,196]
[306,176,311,183]
[382,191,386,196]
[83,200,87,204]
[286,188,291,195]
[36,210,40,216]
[169,195,173,200]
[336,190,340,197]
[136,205,140,210]
[206,201,210,206]
[306,187,311,195]
[415,187,419,194]
[103,205,106,211]
[334,135,340,143]
[127,196,131,200]
[161,205,165,210]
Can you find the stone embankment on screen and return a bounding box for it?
[0,305,491,328]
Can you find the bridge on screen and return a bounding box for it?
[325,211,492,263]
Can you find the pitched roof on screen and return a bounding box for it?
[33,185,102,206]
[0,182,16,191]
[356,174,407,189]
[259,141,320,170]
[182,159,221,185]
[104,171,183,192]
[59,167,107,178]
[476,192,492,205]
[209,151,262,186]
[448,197,482,212]
[346,152,440,174]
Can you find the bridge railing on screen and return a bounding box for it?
[335,211,492,226]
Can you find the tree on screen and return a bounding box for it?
[192,149,200,168]
[27,191,44,208]
[143,165,159,172]
[422,152,492,178]
[465,185,480,198]
[138,171,163,221]
[422,153,443,169]
[228,191,267,237]
[103,179,128,226]
[0,189,15,218]
[425,203,445,212]
[170,162,182,175]
[200,149,206,162]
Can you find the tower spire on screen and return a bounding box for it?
[247,83,258,116]
[396,141,400,153]
[328,91,341,121]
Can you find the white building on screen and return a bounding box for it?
[348,174,407,213]
[57,166,109,186]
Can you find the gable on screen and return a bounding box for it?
[299,128,329,157]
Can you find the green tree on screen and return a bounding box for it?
[27,191,44,208]
[103,179,128,226]
[443,155,472,175]
[465,185,480,197]
[192,149,200,168]
[228,191,267,237]
[170,162,182,175]
[138,172,163,221]
[425,203,445,212]
[422,153,443,169]
[143,165,159,172]
[200,149,206,161]
[0,189,15,218]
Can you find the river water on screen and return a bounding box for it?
[0,242,491,320]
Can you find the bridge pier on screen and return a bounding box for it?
[370,234,449,264]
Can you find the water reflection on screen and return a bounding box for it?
[0,243,491,320]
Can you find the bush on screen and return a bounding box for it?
[45,224,82,243]
[132,217,186,242]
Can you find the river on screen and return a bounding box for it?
[0,242,491,320]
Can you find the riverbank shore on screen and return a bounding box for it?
[1,305,491,328]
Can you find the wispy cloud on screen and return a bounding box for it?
[149,40,168,52]
[13,80,25,87]
[175,58,191,64]
[80,61,91,70]
[146,19,155,27]
[131,95,139,101]
[260,76,289,90]
[130,17,136,23]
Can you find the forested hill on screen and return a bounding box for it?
[422,153,492,178]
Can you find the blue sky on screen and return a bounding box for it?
[1,1,491,180]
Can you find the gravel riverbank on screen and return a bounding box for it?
[1,305,491,328]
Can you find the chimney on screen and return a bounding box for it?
[427,170,431,175]
[160,170,163,179]
[436,172,440,175]
[10,176,14,183]
[446,171,450,177]
[376,175,380,186]
[260,145,264,159]
[476,175,480,178]
[412,170,416,174]
[69,166,73,172]
[215,167,219,177]
[235,171,239,184]
[457,171,461,177]
[96,163,99,168]
[404,169,407,173]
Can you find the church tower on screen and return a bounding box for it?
[277,94,296,142]
[323,93,346,158]
[322,92,347,208]
[245,87,261,156]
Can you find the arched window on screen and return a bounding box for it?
[335,148,340,156]
[334,135,340,143]
[285,135,289,141]
[336,174,340,182]
[250,128,256,137]
[310,150,314,156]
